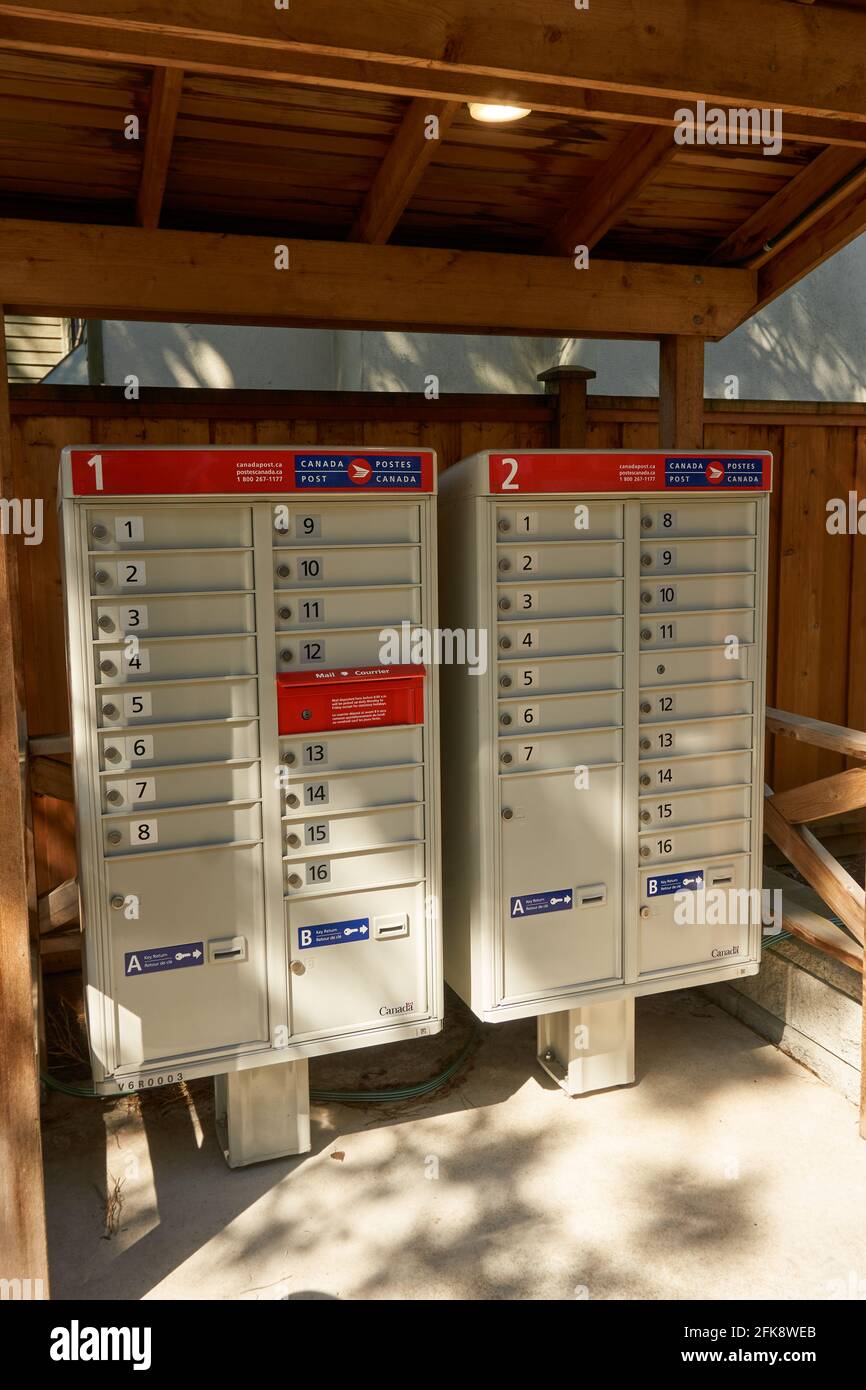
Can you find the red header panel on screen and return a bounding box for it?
[277,665,425,734]
[68,448,436,496]
[488,452,772,494]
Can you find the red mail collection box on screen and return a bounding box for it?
[277,665,426,734]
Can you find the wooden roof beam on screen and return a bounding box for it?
[135,64,183,230]
[544,125,675,257]
[348,98,459,244]
[708,146,866,266]
[0,219,756,340]
[754,170,866,312]
[3,0,866,127]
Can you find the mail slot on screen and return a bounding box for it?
[282,764,424,815]
[274,545,419,588]
[98,677,258,727]
[496,501,623,542]
[640,499,757,538]
[275,585,421,632]
[98,717,259,768]
[95,634,257,683]
[90,548,253,595]
[275,502,420,547]
[284,843,425,895]
[639,783,752,830]
[496,540,623,581]
[498,727,622,773]
[639,535,756,575]
[497,577,623,619]
[93,591,255,639]
[498,615,623,659]
[87,504,253,551]
[498,689,622,734]
[276,626,417,670]
[284,804,423,855]
[277,665,425,734]
[638,680,753,722]
[498,652,623,696]
[279,724,422,773]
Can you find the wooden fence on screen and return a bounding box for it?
[8,384,866,896]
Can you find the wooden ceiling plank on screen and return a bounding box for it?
[709,145,866,265]
[348,97,459,243]
[135,63,183,228]
[544,125,675,256]
[0,217,756,339]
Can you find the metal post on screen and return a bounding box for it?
[214,1059,311,1168]
[537,998,635,1097]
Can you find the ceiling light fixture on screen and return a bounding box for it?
[468,102,532,124]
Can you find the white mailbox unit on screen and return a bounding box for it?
[59,445,442,1144]
[439,450,771,1094]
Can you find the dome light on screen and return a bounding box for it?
[468,102,532,124]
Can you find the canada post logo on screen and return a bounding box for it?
[664,456,764,488]
[294,454,423,488]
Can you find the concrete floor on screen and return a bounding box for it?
[43,988,866,1301]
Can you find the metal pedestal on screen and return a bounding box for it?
[537,997,635,1097]
[215,1059,311,1167]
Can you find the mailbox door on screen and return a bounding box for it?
[498,767,623,1002]
[287,884,430,1039]
[106,844,269,1070]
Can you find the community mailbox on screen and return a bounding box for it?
[59,446,442,1133]
[438,450,771,1095]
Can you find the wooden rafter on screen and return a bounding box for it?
[544,126,675,258]
[349,98,459,244]
[135,64,183,230]
[754,170,866,312]
[709,146,866,266]
[0,219,756,338]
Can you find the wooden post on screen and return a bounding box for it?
[0,313,49,1295]
[862,929,866,1139]
[538,365,597,447]
[658,336,705,448]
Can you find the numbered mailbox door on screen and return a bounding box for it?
[498,768,623,1003]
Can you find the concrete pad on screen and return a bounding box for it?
[42,988,866,1301]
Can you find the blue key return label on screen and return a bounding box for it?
[646,870,705,897]
[298,918,370,949]
[124,942,204,976]
[510,889,573,918]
